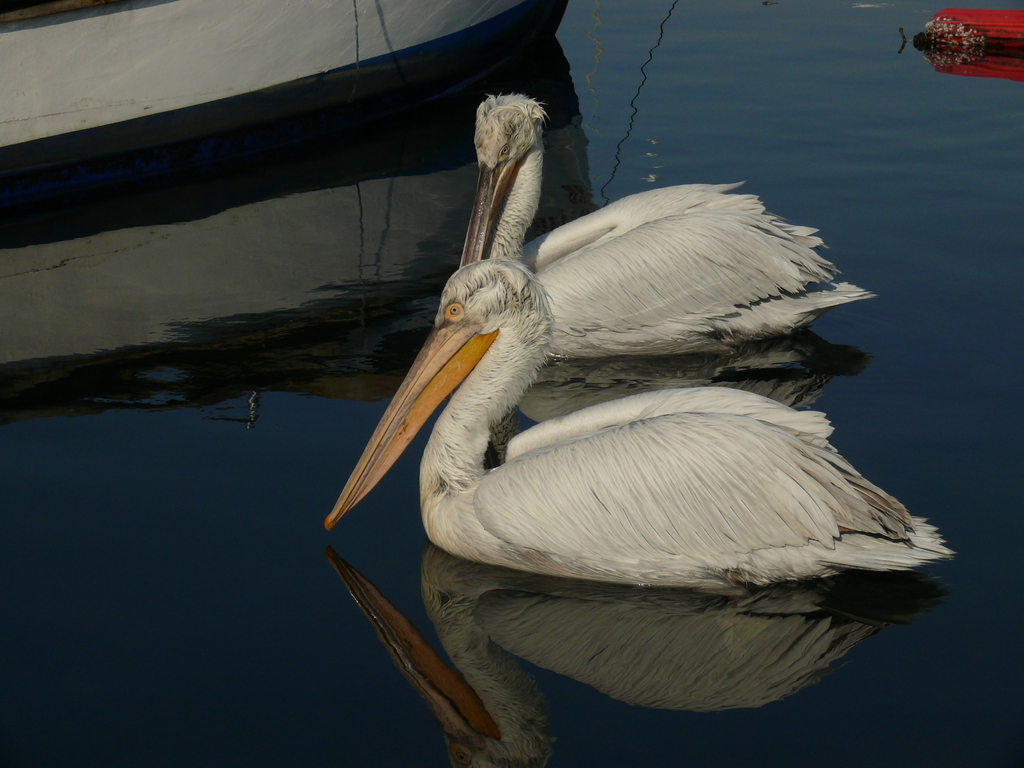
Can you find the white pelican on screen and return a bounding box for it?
[461,93,874,357]
[324,260,951,588]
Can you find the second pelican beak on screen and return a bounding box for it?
[324,323,499,530]
[459,158,525,268]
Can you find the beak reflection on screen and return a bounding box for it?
[325,548,500,760]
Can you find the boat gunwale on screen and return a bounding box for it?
[0,0,130,23]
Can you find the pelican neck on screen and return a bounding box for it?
[491,147,544,261]
[420,304,549,503]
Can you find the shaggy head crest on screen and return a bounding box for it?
[474,94,547,168]
[437,261,552,341]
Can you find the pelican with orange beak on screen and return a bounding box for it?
[325,260,950,588]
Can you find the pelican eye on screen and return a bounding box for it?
[445,303,465,321]
[499,143,510,158]
[450,744,473,764]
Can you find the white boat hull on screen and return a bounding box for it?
[2,0,542,147]
[0,0,566,208]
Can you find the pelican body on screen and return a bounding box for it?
[461,94,873,357]
[325,260,950,588]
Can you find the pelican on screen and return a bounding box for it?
[324,260,951,588]
[460,94,873,357]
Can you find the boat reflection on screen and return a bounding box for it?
[327,545,945,766]
[0,19,873,435]
[0,34,590,425]
[0,22,872,435]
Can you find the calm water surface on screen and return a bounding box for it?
[3,1,1024,766]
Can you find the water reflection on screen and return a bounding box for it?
[0,35,590,425]
[519,329,870,422]
[328,546,945,766]
[0,25,874,432]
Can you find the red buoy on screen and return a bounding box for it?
[915,8,1024,82]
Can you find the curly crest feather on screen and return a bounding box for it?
[474,94,546,168]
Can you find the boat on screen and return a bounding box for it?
[0,0,567,211]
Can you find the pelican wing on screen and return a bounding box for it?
[536,210,839,352]
[507,387,835,460]
[478,406,910,566]
[522,183,824,271]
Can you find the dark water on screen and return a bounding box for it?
[3,1,1024,766]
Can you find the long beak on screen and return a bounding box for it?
[459,158,525,268]
[325,548,501,745]
[324,323,499,529]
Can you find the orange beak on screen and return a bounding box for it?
[459,157,525,268]
[324,322,499,530]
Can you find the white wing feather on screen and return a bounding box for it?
[507,387,834,460]
[481,397,910,568]
[537,211,839,350]
[522,183,824,271]
[515,184,873,357]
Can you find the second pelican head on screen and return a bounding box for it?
[461,94,547,267]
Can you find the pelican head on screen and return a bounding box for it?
[461,94,547,267]
[325,260,552,529]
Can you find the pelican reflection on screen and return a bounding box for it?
[327,546,945,765]
[327,548,550,768]
[519,329,870,423]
